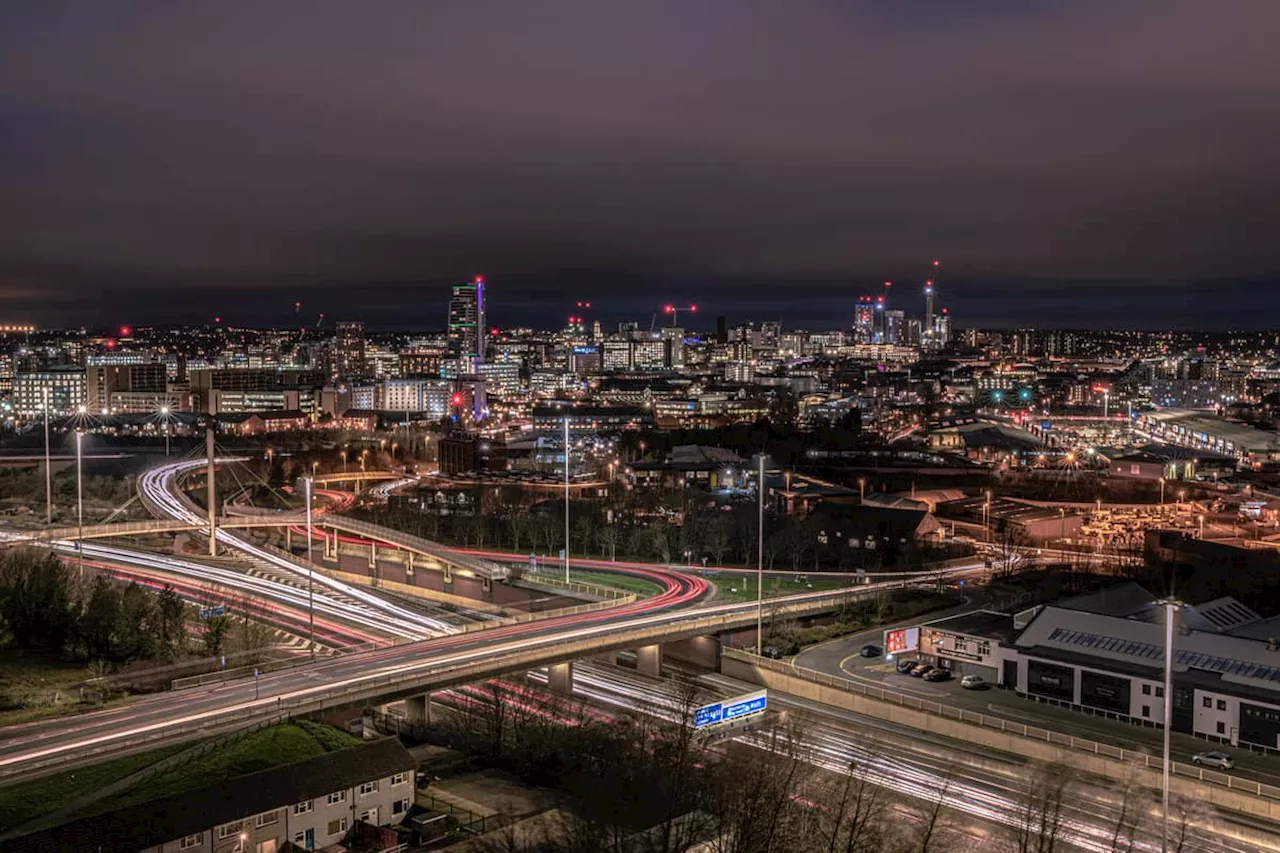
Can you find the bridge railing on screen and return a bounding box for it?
[723,648,1280,803]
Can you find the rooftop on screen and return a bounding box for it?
[923,610,1020,644]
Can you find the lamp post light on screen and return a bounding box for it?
[564,415,571,583]
[305,476,315,657]
[42,387,51,524]
[1159,598,1181,853]
[1159,476,1165,506]
[75,427,84,580]
[160,405,171,457]
[757,453,766,653]
[1198,514,1205,539]
[858,477,866,502]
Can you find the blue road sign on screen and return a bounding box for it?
[693,690,767,729]
[200,606,226,619]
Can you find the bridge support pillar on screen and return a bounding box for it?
[369,539,377,568]
[636,644,663,677]
[405,694,431,725]
[547,662,574,695]
[324,529,336,561]
[285,526,292,550]
[405,551,414,579]
[662,635,722,670]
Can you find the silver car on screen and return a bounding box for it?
[1191,750,1234,770]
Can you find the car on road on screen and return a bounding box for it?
[1191,751,1234,770]
[895,658,918,674]
[909,663,934,678]
[922,668,951,682]
[960,674,988,689]
[859,644,882,658]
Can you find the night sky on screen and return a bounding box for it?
[2,2,1279,331]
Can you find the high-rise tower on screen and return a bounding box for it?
[447,276,486,372]
[923,260,940,349]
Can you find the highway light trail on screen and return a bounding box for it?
[138,459,457,636]
[533,662,1267,853]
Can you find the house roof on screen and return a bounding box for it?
[7,738,414,853]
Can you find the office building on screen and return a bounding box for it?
[13,366,86,417]
[447,276,486,372]
[884,310,905,345]
[854,299,874,344]
[333,321,367,377]
[87,363,168,415]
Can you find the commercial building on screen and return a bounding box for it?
[906,583,1280,753]
[13,365,86,417]
[7,738,416,853]
[447,276,486,372]
[86,362,168,414]
[1134,409,1278,465]
[333,321,367,377]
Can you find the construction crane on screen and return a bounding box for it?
[662,303,697,328]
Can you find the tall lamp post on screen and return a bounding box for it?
[305,476,315,657]
[42,387,52,524]
[563,415,571,583]
[75,425,84,580]
[757,453,766,652]
[1159,597,1181,853]
[160,405,171,457]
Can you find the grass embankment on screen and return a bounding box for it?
[0,742,190,833]
[767,589,963,655]
[564,570,665,597]
[0,651,99,727]
[711,573,857,603]
[0,720,363,834]
[97,720,361,811]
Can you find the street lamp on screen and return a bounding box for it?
[160,405,171,457]
[305,475,315,657]
[75,427,84,580]
[1159,598,1181,853]
[1159,476,1165,506]
[564,415,571,583]
[42,387,51,524]
[857,477,866,502]
[757,453,766,652]
[1198,514,1205,539]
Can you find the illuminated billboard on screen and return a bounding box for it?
[884,627,920,655]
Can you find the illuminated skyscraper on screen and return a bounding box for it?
[333,321,367,377]
[447,276,486,372]
[854,298,875,343]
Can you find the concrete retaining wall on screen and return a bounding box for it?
[720,655,1280,822]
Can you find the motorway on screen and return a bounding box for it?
[0,458,997,784]
[523,660,1278,853]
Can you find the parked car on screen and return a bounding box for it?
[961,674,988,690]
[896,658,918,674]
[859,644,883,658]
[910,664,934,678]
[922,668,951,682]
[1191,751,1234,770]
[761,646,783,659]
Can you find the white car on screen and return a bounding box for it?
[1191,751,1233,770]
[960,674,987,689]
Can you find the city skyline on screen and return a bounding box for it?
[3,2,1280,330]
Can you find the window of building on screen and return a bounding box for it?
[293,832,307,846]
[1203,697,1212,708]
[293,800,313,815]
[180,835,202,851]
[1141,705,1150,718]
[358,781,379,796]
[327,817,348,837]
[1141,684,1151,695]
[254,810,277,828]
[217,823,242,840]
[393,799,409,815]
[1217,722,1226,734]
[1217,700,1227,711]
[1155,686,1164,698]
[328,791,347,805]
[390,772,409,787]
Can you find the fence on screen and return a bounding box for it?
[415,792,493,835]
[722,648,1280,802]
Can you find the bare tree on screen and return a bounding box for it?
[822,759,890,853]
[1102,771,1149,853]
[1005,761,1074,853]
[907,772,954,853]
